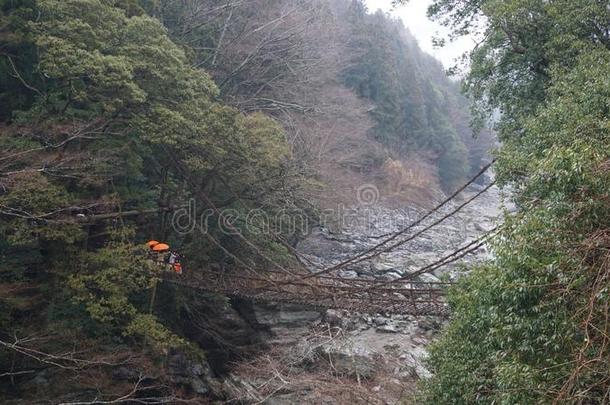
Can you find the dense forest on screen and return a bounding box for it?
[0,0,489,402]
[140,0,495,194]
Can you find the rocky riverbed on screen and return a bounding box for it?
[299,183,506,283]
[221,184,509,403]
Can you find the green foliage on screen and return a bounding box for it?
[420,0,610,403]
[437,141,469,191]
[0,0,40,120]
[0,0,296,364]
[68,230,183,351]
[1,0,295,260]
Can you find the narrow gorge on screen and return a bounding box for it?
[154,179,507,403]
[3,0,607,403]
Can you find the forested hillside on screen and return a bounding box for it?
[341,4,474,190]
[0,1,306,401]
[141,0,494,196]
[0,0,489,402]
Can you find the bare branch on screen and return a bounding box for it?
[56,374,197,404]
[0,337,130,371]
[3,54,44,97]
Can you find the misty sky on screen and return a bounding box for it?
[364,0,474,68]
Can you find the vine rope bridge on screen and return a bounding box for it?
[161,161,498,318]
[164,270,452,316]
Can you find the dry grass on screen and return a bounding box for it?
[554,229,610,403]
[381,158,442,208]
[224,324,417,404]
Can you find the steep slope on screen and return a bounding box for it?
[148,0,494,205]
[0,0,303,402]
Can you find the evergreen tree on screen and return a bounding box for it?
[340,2,472,190]
[0,0,294,357]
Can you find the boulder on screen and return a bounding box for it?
[252,302,322,328]
[337,270,358,279]
[314,347,377,379]
[402,349,432,379]
[376,324,399,334]
[166,351,215,395]
[378,272,402,281]
[323,309,343,328]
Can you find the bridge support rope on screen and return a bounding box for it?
[162,270,451,317]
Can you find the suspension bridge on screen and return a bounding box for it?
[160,162,499,318]
[164,270,452,316]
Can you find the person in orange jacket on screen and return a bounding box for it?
[173,261,183,275]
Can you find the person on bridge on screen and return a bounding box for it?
[146,241,184,274]
[168,251,183,274]
[173,261,183,275]
[146,241,169,266]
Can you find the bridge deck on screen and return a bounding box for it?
[163,269,451,317]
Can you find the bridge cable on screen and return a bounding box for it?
[334,227,499,298]
[189,158,496,282]
[290,160,496,280]
[291,176,497,282]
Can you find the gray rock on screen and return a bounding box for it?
[371,262,398,273]
[191,363,206,376]
[403,351,432,379]
[338,270,358,279]
[190,377,209,394]
[374,316,388,326]
[378,272,402,281]
[315,348,376,379]
[474,222,488,232]
[414,273,441,283]
[376,324,398,333]
[167,351,214,395]
[253,303,322,327]
[323,309,343,328]
[417,318,441,331]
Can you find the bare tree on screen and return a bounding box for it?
[0,334,195,404]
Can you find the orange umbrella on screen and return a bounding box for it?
[152,243,170,252]
[146,240,160,248]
